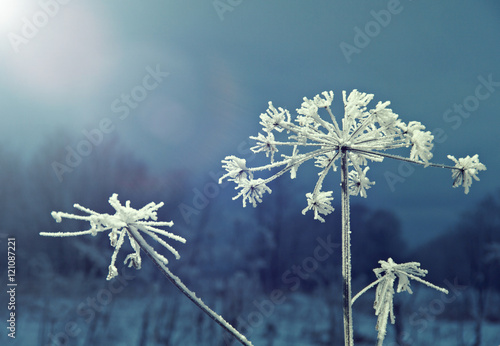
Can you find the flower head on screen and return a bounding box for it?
[348,167,375,198]
[448,154,487,194]
[301,191,334,223]
[41,194,185,280]
[220,89,486,220]
[233,178,272,208]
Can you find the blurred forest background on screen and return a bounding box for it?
[0,1,499,345]
[0,132,499,345]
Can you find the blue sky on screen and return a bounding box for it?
[1,0,499,247]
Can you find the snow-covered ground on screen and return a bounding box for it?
[3,283,499,345]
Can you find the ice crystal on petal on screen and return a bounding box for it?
[448,154,487,194]
[40,194,185,280]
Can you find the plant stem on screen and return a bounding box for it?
[351,277,384,305]
[127,226,253,346]
[341,148,354,346]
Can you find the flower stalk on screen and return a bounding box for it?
[219,89,486,345]
[341,148,354,346]
[126,226,253,346]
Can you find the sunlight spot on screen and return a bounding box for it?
[2,3,116,103]
[0,1,30,32]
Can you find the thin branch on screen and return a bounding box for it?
[349,147,457,170]
[127,226,253,346]
[352,276,384,305]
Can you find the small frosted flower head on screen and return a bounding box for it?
[220,156,253,184]
[314,151,339,173]
[302,191,334,223]
[348,167,375,198]
[259,101,290,133]
[250,132,278,162]
[297,97,319,118]
[41,194,185,281]
[447,154,486,194]
[343,89,374,120]
[233,178,272,207]
[312,91,334,108]
[404,122,434,165]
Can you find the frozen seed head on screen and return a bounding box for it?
[40,193,185,280]
[448,154,487,194]
[220,89,486,221]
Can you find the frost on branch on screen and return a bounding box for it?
[366,258,449,346]
[220,89,483,221]
[40,193,185,280]
[448,154,487,194]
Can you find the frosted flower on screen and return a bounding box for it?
[220,156,252,184]
[233,178,272,208]
[301,191,334,223]
[259,101,290,133]
[348,167,375,198]
[221,89,481,220]
[40,194,185,280]
[405,122,434,165]
[312,90,334,108]
[447,154,486,194]
[250,132,278,162]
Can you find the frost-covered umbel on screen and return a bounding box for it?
[220,90,486,222]
[40,193,185,280]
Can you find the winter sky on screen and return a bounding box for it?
[1,0,499,247]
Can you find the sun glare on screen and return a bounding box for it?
[0,1,30,32]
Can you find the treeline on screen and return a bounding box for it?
[1,129,499,303]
